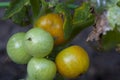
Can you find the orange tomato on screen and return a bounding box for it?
[55,45,90,78]
[35,13,65,45]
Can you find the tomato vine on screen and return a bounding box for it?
[1,0,120,80]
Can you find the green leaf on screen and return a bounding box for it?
[107,6,120,30]
[55,3,73,40]
[3,0,29,19]
[73,2,93,26]
[11,6,31,26]
[71,2,95,37]
[102,28,120,50]
[117,1,120,7]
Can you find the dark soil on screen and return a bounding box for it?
[0,0,120,80]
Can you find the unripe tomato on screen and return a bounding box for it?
[7,32,32,64]
[24,28,54,58]
[27,57,57,80]
[55,45,90,78]
[34,13,65,45]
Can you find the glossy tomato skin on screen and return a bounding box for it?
[7,32,32,64]
[55,45,89,78]
[27,57,57,80]
[24,28,54,58]
[35,13,65,45]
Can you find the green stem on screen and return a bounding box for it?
[38,0,48,17]
[0,2,10,7]
[30,0,41,21]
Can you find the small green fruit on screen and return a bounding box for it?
[24,28,54,57]
[7,32,32,64]
[27,57,56,80]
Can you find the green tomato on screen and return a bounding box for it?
[27,57,57,80]
[7,32,32,64]
[26,76,35,80]
[24,28,54,57]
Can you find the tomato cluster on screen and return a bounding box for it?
[7,27,56,80]
[6,13,90,80]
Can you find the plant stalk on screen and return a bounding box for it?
[0,2,10,7]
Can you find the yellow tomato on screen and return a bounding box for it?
[55,45,90,78]
[35,13,65,45]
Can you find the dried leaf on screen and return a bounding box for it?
[86,12,111,41]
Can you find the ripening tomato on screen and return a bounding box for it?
[55,45,90,78]
[34,13,65,45]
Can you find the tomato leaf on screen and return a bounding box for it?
[107,6,120,30]
[73,2,93,26]
[3,0,29,19]
[55,3,73,40]
[101,28,120,50]
[11,6,31,26]
[72,2,95,38]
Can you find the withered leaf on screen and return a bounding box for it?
[86,12,111,41]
